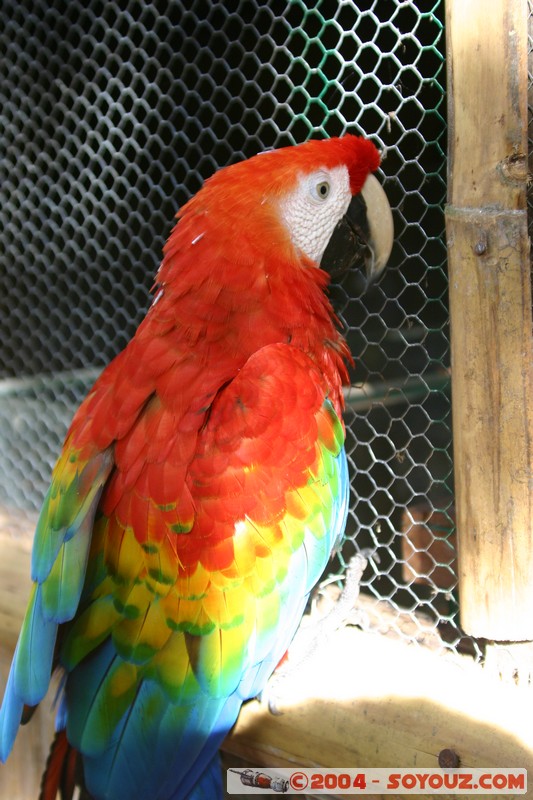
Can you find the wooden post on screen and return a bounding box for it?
[445,0,533,639]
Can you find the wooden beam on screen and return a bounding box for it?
[445,0,533,638]
[224,626,533,800]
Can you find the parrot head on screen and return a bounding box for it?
[273,136,394,283]
[162,134,393,291]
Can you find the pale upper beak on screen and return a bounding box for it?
[320,173,394,283]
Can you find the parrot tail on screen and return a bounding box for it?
[39,730,89,800]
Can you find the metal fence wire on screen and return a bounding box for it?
[0,1,470,657]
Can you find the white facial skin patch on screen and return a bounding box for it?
[276,165,352,264]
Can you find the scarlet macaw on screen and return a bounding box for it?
[0,135,393,799]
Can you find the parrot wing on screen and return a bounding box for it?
[0,437,113,759]
[54,342,348,800]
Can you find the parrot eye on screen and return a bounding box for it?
[313,180,331,201]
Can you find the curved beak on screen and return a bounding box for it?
[320,174,394,283]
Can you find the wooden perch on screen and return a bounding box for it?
[225,628,533,799]
[445,0,533,639]
[0,510,532,800]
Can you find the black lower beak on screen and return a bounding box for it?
[319,193,372,281]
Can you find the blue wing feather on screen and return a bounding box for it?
[182,755,223,800]
[0,450,113,762]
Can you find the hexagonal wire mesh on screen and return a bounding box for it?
[0,0,474,660]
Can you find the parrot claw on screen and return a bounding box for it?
[261,555,368,715]
[257,679,285,716]
[313,553,369,622]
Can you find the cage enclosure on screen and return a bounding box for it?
[0,1,532,798]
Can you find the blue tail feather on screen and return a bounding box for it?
[0,649,25,762]
[14,584,57,704]
[0,583,58,761]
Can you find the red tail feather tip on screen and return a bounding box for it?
[40,731,87,800]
